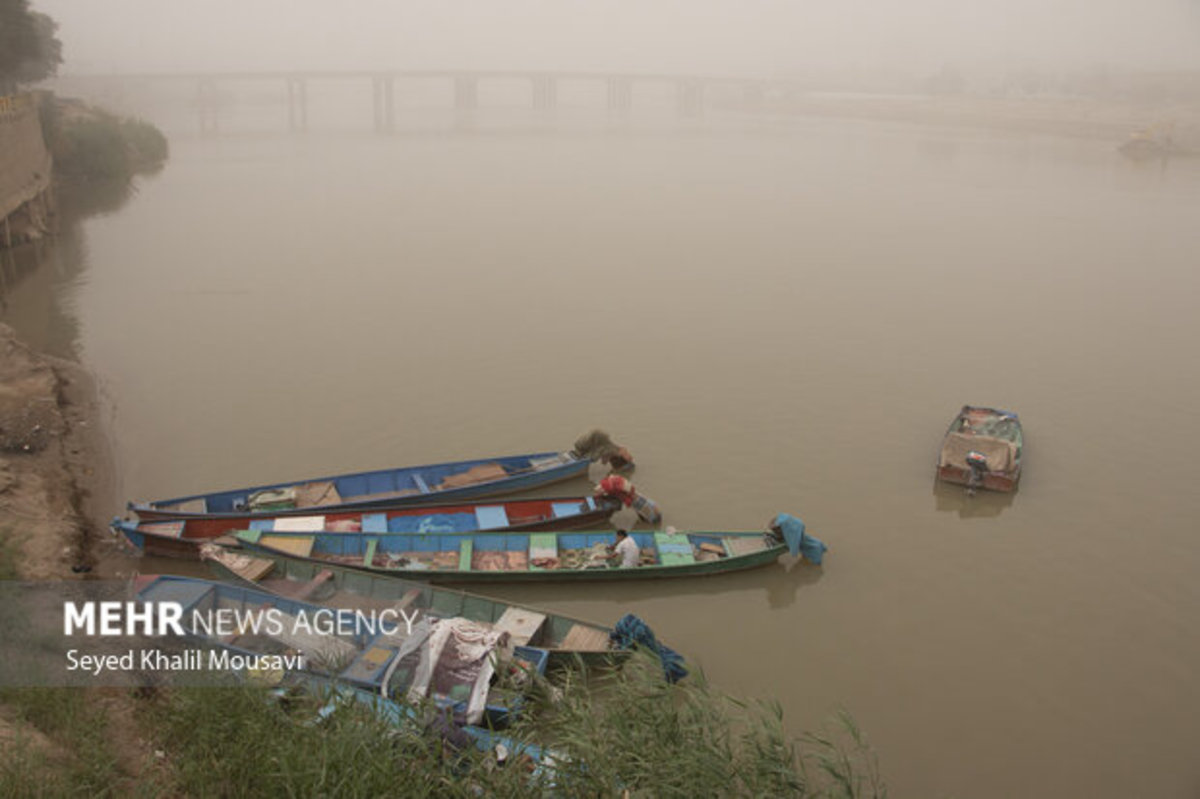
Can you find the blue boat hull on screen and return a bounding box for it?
[131,450,595,521]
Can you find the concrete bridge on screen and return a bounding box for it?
[50,70,778,134]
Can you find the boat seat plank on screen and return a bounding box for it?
[142,521,185,539]
[458,540,474,571]
[160,498,207,514]
[723,536,768,556]
[654,532,696,566]
[393,588,424,612]
[296,481,342,508]
[232,556,276,584]
[363,538,378,567]
[361,513,388,533]
[551,501,582,519]
[339,645,397,684]
[295,569,334,600]
[529,454,567,470]
[475,506,509,530]
[260,535,314,558]
[274,515,326,532]
[493,607,547,647]
[248,519,274,532]
[559,624,611,652]
[413,474,431,494]
[529,533,557,571]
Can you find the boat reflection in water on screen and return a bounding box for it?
[932,480,1015,519]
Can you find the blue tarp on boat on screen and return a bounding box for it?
[773,513,827,564]
[609,614,688,683]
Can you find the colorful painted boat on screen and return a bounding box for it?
[936,405,1023,493]
[225,513,822,583]
[199,541,625,667]
[113,494,621,559]
[133,574,546,726]
[129,430,632,521]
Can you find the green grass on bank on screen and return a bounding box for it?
[0,687,132,797]
[0,655,886,797]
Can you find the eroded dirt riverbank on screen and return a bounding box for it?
[0,321,113,579]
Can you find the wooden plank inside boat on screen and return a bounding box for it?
[655,532,696,566]
[260,534,315,558]
[273,515,327,532]
[394,588,423,611]
[231,555,276,584]
[142,521,185,539]
[295,481,342,508]
[438,463,507,489]
[158,498,207,514]
[493,607,546,647]
[529,533,558,570]
[559,624,611,652]
[723,536,768,556]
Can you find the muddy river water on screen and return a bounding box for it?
[5,92,1200,797]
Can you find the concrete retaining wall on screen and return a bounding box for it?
[0,93,54,245]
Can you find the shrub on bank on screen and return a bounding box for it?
[42,97,168,181]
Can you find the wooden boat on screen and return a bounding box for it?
[113,494,621,559]
[129,430,633,521]
[199,540,624,667]
[936,405,1023,493]
[226,513,819,583]
[133,574,547,726]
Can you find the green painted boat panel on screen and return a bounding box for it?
[460,594,500,623]
[236,528,262,545]
[458,539,474,571]
[654,532,696,566]
[431,590,465,617]
[529,532,557,571]
[363,538,377,567]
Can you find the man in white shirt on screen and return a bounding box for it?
[610,529,640,569]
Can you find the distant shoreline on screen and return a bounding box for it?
[735,91,1200,149]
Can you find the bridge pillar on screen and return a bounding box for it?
[454,76,478,110]
[287,77,309,132]
[196,78,219,135]
[532,76,557,110]
[606,77,632,112]
[676,79,704,118]
[372,75,395,132]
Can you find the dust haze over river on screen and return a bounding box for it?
[5,86,1198,797]
[7,2,1200,794]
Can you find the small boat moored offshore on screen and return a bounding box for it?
[936,405,1023,494]
[199,541,626,667]
[129,429,633,521]
[113,494,624,559]
[227,513,825,583]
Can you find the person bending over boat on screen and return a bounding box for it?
[609,529,640,569]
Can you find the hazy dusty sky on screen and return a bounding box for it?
[34,0,1200,75]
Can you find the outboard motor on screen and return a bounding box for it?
[965,450,989,496]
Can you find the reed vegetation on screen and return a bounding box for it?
[0,654,887,797]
